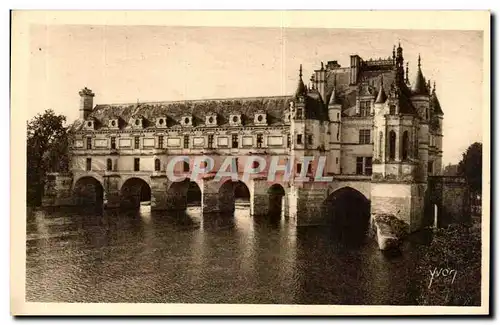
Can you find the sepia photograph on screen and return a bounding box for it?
[11,10,490,315]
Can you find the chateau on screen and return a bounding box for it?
[43,43,470,234]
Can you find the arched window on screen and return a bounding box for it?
[389,130,396,160]
[402,131,410,160]
[154,158,161,172]
[379,131,383,159]
[106,158,112,171]
[183,161,190,172]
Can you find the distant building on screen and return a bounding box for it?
[44,43,471,232]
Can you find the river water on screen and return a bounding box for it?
[26,205,424,304]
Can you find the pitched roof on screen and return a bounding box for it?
[431,89,444,115]
[411,56,429,96]
[70,96,292,132]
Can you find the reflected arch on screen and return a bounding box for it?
[120,177,151,209]
[324,186,371,243]
[73,176,104,207]
[267,183,286,218]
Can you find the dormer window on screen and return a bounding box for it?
[156,116,167,128]
[205,113,217,126]
[230,114,242,126]
[131,116,144,129]
[254,112,267,125]
[108,118,119,129]
[181,115,193,127]
[84,119,95,130]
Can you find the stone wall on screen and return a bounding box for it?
[42,173,74,206]
[428,176,471,227]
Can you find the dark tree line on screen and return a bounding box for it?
[27,109,71,206]
[457,142,482,196]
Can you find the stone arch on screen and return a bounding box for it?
[72,176,104,207]
[120,177,152,209]
[218,179,251,213]
[328,181,371,200]
[267,183,286,218]
[324,186,371,243]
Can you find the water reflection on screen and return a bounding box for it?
[26,205,422,304]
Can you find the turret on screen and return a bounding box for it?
[79,87,95,120]
[327,74,342,174]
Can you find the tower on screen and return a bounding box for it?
[327,74,342,174]
[370,44,427,232]
[410,54,431,181]
[79,87,95,120]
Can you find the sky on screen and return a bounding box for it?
[27,25,484,165]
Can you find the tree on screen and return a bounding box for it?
[457,142,482,195]
[443,163,459,176]
[27,109,71,206]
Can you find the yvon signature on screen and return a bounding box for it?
[429,267,458,289]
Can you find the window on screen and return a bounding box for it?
[389,131,396,160]
[307,134,313,146]
[356,157,372,175]
[336,157,339,164]
[183,135,189,149]
[134,158,140,171]
[402,131,410,160]
[359,129,371,144]
[183,161,190,172]
[154,158,161,172]
[252,160,260,169]
[86,158,92,171]
[359,100,371,117]
[134,136,140,149]
[297,134,303,145]
[296,108,303,118]
[428,161,434,174]
[208,135,214,149]
[111,137,116,150]
[256,134,263,148]
[389,105,396,115]
[297,163,302,174]
[106,158,112,171]
[379,131,383,159]
[287,134,291,148]
[232,134,239,148]
[356,157,364,175]
[158,136,164,149]
[307,163,313,174]
[86,137,92,149]
[365,157,373,176]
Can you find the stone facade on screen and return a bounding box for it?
[44,44,469,233]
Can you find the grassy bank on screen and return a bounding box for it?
[414,223,482,306]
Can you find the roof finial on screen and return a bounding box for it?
[321,61,324,70]
[418,54,421,69]
[433,81,436,93]
[392,45,396,60]
[299,64,303,78]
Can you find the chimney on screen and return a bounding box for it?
[314,62,327,102]
[350,55,361,85]
[327,60,341,69]
[79,87,95,120]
